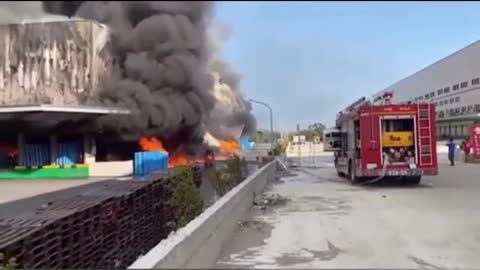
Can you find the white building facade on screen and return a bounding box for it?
[373,41,480,139]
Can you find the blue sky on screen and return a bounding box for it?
[214,1,480,131]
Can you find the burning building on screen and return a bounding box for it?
[0,19,112,105]
[0,1,256,179]
[0,21,248,179]
[0,19,128,179]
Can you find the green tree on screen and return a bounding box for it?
[308,122,326,138]
[253,129,282,143]
[292,122,326,141]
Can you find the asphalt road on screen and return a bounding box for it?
[0,160,260,219]
[0,179,121,218]
[0,177,112,205]
[216,153,480,268]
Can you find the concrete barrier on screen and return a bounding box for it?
[89,160,133,177]
[437,144,448,154]
[286,142,327,157]
[129,159,277,269]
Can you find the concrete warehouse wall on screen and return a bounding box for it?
[89,160,133,177]
[129,159,278,269]
[0,19,111,106]
[372,41,480,117]
[286,142,327,157]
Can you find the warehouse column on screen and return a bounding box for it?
[83,134,96,164]
[50,135,58,165]
[17,133,25,166]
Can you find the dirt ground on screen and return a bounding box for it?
[217,154,480,268]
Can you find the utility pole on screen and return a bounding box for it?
[249,99,274,153]
[297,123,302,167]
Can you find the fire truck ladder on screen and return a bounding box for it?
[417,103,433,166]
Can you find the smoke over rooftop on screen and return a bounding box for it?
[40,1,255,152]
[0,2,69,24]
[206,21,256,140]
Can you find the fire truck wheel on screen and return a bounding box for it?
[406,176,421,185]
[348,161,358,184]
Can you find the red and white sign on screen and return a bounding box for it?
[469,124,480,157]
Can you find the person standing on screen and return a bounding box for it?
[446,138,456,166]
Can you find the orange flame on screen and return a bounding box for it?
[138,136,190,168]
[168,148,189,168]
[218,140,241,154]
[139,137,166,152]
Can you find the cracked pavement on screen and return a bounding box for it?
[216,154,480,268]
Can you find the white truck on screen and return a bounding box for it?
[323,127,341,151]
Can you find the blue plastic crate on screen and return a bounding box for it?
[134,151,168,177]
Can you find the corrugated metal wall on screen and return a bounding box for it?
[0,153,9,168]
[57,141,82,166]
[24,143,50,167]
[0,20,112,106]
[134,151,168,177]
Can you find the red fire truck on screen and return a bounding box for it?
[333,93,438,184]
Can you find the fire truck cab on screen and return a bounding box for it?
[334,93,438,184]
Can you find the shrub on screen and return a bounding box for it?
[164,166,204,229]
[210,155,248,196]
[0,253,17,270]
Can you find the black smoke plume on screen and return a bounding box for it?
[41,1,256,152]
[42,1,215,150]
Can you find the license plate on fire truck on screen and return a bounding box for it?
[387,170,420,176]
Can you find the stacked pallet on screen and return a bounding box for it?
[0,177,183,269]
